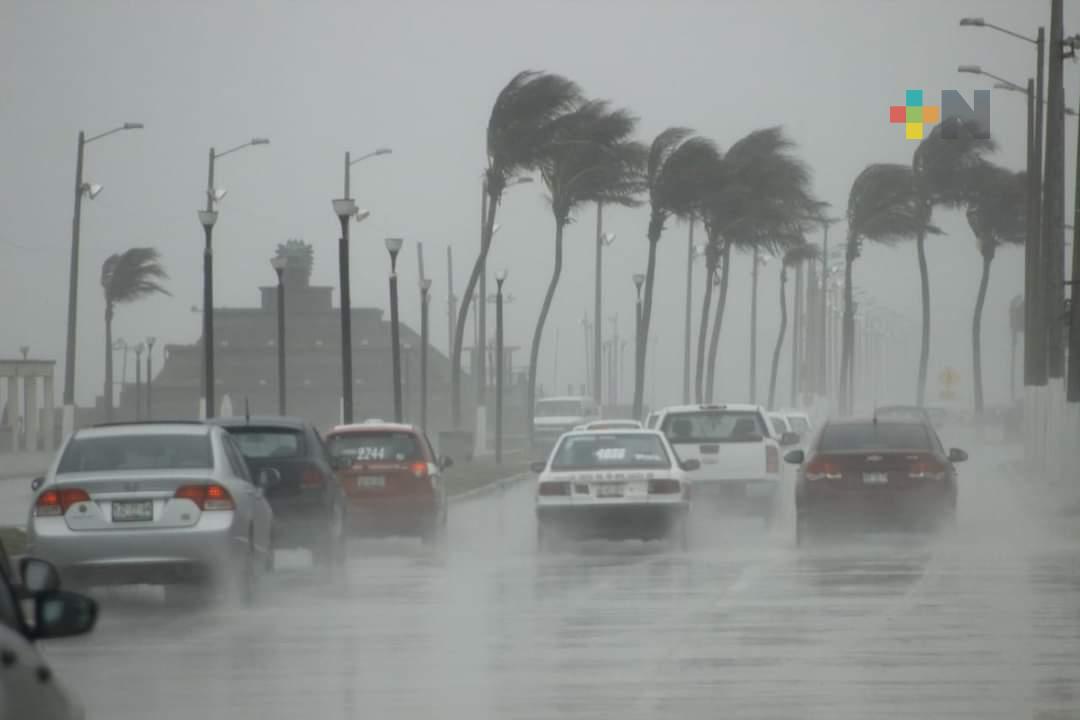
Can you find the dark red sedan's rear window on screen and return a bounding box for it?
[818,422,931,452]
[327,431,424,463]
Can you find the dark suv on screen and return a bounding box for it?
[211,416,347,570]
[785,417,967,543]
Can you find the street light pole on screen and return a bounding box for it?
[199,137,268,419]
[62,122,143,435]
[749,246,763,404]
[421,278,432,428]
[683,216,694,404]
[145,337,155,420]
[386,237,405,423]
[134,342,144,421]
[271,256,288,415]
[495,270,507,464]
[633,273,645,413]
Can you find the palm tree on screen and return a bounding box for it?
[101,248,170,420]
[527,100,645,441]
[911,118,996,406]
[700,127,817,402]
[450,70,583,427]
[840,163,933,413]
[767,241,820,409]
[965,163,1026,415]
[637,129,720,417]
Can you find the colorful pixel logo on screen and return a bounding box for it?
[890,90,940,140]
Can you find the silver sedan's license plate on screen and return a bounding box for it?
[595,483,624,498]
[358,476,385,489]
[112,500,153,522]
[863,472,888,485]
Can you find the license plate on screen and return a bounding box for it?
[595,483,624,498]
[112,500,153,522]
[358,476,385,489]
[863,472,888,485]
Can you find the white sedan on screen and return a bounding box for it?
[532,429,697,550]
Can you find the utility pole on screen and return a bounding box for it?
[1045,3,1066,380]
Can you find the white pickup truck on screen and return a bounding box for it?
[531,396,599,456]
[654,403,800,524]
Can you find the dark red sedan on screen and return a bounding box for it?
[785,417,967,544]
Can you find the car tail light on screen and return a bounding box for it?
[766,446,779,474]
[409,461,429,479]
[174,484,235,511]
[909,459,946,480]
[34,488,90,516]
[648,478,681,494]
[538,481,571,496]
[300,467,323,488]
[804,457,842,481]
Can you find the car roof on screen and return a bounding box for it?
[565,428,664,437]
[537,396,590,403]
[209,415,310,430]
[658,403,763,414]
[586,419,641,426]
[79,422,211,438]
[777,409,810,418]
[328,421,419,435]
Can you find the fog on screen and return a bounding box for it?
[0,0,1069,411]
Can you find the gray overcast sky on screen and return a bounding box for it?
[0,0,1069,409]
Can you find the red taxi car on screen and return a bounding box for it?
[325,421,451,545]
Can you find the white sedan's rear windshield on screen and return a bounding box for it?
[550,434,670,470]
[58,434,213,473]
[661,411,767,443]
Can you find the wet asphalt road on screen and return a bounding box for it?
[8,433,1080,719]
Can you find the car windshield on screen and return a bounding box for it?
[550,434,671,470]
[661,411,767,443]
[224,427,304,459]
[328,431,422,462]
[788,416,811,434]
[58,434,213,472]
[535,400,585,417]
[818,422,932,452]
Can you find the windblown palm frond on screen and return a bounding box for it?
[965,162,1026,257]
[783,241,821,268]
[101,247,171,305]
[913,117,997,208]
[847,163,933,250]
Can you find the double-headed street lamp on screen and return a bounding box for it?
[62,121,143,434]
[385,237,405,423]
[199,137,269,419]
[334,147,390,424]
[494,269,508,464]
[271,256,288,415]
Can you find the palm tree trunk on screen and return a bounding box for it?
[915,228,930,407]
[705,240,732,401]
[451,187,500,428]
[839,239,856,415]
[768,266,788,410]
[972,251,993,416]
[528,220,565,445]
[104,304,114,422]
[633,233,660,419]
[694,253,716,403]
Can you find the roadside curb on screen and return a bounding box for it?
[449,472,531,504]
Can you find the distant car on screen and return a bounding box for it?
[532,396,600,454]
[533,429,694,550]
[325,422,451,545]
[767,414,791,437]
[875,405,936,427]
[644,412,661,430]
[581,419,643,431]
[0,546,99,720]
[210,416,347,572]
[655,404,800,525]
[785,417,966,544]
[26,422,274,603]
[777,410,812,439]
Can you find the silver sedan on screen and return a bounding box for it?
[25,422,273,603]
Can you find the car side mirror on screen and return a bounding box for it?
[948,448,968,463]
[679,459,701,472]
[19,558,60,594]
[439,456,453,470]
[530,461,547,474]
[31,476,44,492]
[780,432,801,447]
[784,449,805,465]
[256,467,281,489]
[31,590,98,640]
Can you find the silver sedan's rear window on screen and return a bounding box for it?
[58,434,213,473]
